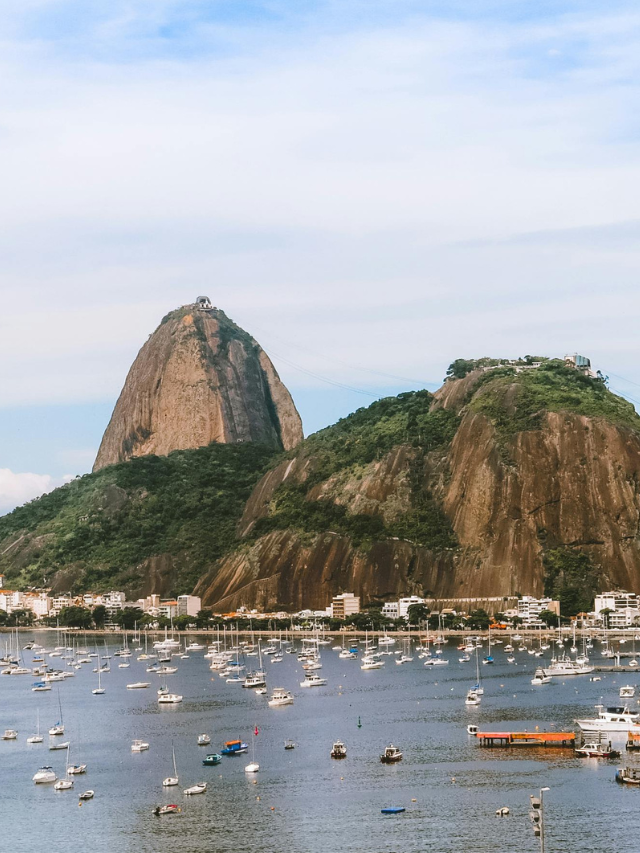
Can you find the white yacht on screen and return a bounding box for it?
[131,740,150,752]
[157,693,183,704]
[576,705,640,732]
[465,690,481,706]
[300,674,327,687]
[2,729,17,740]
[268,687,294,707]
[33,766,57,784]
[54,778,73,791]
[126,682,151,689]
[531,667,551,685]
[545,656,593,676]
[620,685,636,698]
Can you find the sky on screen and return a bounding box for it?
[1,0,640,514]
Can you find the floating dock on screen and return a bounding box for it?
[475,731,575,747]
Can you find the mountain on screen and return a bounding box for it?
[0,443,277,598]
[93,298,303,471]
[194,360,640,615]
[4,357,640,613]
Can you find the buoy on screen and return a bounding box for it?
[256,796,260,800]
[270,806,275,811]
[357,717,362,728]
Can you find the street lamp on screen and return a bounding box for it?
[529,787,550,853]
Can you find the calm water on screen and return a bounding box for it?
[2,632,640,853]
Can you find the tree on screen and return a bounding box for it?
[538,609,559,628]
[406,603,430,626]
[445,359,476,380]
[113,607,145,630]
[92,605,107,629]
[467,609,491,630]
[58,605,93,629]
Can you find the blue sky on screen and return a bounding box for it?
[1,0,640,512]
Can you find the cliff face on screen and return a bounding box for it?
[93,302,303,471]
[195,367,640,611]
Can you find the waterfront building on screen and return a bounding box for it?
[331,593,360,619]
[177,594,201,617]
[516,596,560,626]
[382,595,425,620]
[593,591,640,628]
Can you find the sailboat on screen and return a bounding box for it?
[92,654,105,695]
[49,688,65,735]
[245,727,260,773]
[163,745,179,787]
[472,645,484,695]
[27,710,44,744]
[54,748,74,790]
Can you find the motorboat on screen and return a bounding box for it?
[424,658,448,666]
[54,778,74,791]
[330,740,347,758]
[2,729,18,740]
[49,741,70,751]
[360,657,384,670]
[243,671,267,688]
[126,682,151,689]
[467,724,479,735]
[545,656,594,676]
[32,682,51,692]
[67,764,87,775]
[157,693,183,704]
[131,740,150,752]
[575,740,620,758]
[531,668,551,685]
[49,724,65,736]
[221,740,248,756]
[459,654,471,663]
[465,690,481,706]
[184,782,207,795]
[202,753,222,766]
[380,745,403,763]
[576,705,640,732]
[616,767,640,785]
[268,688,294,707]
[157,666,178,675]
[284,739,296,750]
[79,790,94,800]
[33,766,57,784]
[197,734,211,746]
[186,643,205,651]
[620,685,636,698]
[300,674,327,687]
[153,803,181,815]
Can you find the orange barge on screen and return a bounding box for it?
[475,731,575,747]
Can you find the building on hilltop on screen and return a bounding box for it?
[564,353,597,378]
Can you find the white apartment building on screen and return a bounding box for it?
[177,595,201,618]
[382,595,425,621]
[23,592,51,619]
[593,591,640,628]
[517,596,560,626]
[0,589,24,612]
[382,601,399,619]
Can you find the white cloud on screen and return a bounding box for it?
[0,469,74,515]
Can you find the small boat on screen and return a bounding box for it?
[131,740,150,752]
[67,764,87,775]
[531,668,551,685]
[221,740,248,756]
[465,690,481,706]
[153,803,181,815]
[380,745,403,763]
[467,725,478,735]
[2,729,18,740]
[33,766,57,784]
[202,753,222,766]
[184,782,207,795]
[157,693,183,704]
[423,658,448,666]
[620,685,636,698]
[197,734,211,746]
[49,724,65,736]
[268,688,294,707]
[54,778,74,791]
[330,740,347,759]
[575,741,620,758]
[381,807,405,814]
[244,762,259,773]
[32,682,51,692]
[284,739,296,750]
[616,767,640,785]
[163,746,179,787]
[300,674,327,688]
[49,741,70,751]
[127,682,151,689]
[79,790,94,800]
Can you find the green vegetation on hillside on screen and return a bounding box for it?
[0,443,277,596]
[252,391,459,550]
[469,361,640,441]
[543,547,602,616]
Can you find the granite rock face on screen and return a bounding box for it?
[93,302,303,471]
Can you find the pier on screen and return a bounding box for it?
[475,731,575,748]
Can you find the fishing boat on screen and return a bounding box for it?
[163,746,179,787]
[380,745,403,763]
[576,705,640,732]
[531,667,551,685]
[575,739,620,758]
[33,766,57,784]
[79,790,94,800]
[330,740,347,758]
[221,740,248,756]
[153,803,181,815]
[300,674,327,687]
[131,740,150,752]
[202,753,222,766]
[616,767,640,785]
[184,782,207,795]
[268,687,294,707]
[197,734,211,746]
[157,693,183,704]
[126,682,151,689]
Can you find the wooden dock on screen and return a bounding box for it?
[475,731,575,748]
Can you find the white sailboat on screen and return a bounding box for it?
[245,728,260,773]
[27,710,44,744]
[472,645,484,695]
[92,655,105,695]
[54,749,74,790]
[163,745,179,787]
[49,688,65,735]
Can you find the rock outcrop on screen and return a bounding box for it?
[93,300,303,471]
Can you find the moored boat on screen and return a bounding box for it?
[331,740,347,758]
[202,753,222,766]
[221,740,248,755]
[380,744,403,763]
